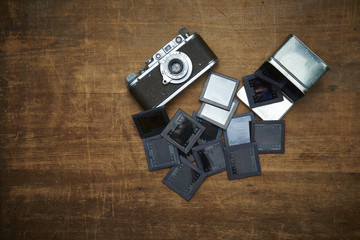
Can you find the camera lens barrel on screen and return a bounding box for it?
[160,51,193,85]
[125,72,138,84]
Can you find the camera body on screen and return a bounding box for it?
[126,27,217,109]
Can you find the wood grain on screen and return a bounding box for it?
[1,0,359,239]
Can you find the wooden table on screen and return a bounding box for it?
[1,1,359,239]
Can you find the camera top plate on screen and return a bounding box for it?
[147,30,191,69]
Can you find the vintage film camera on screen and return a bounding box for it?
[126,27,218,109]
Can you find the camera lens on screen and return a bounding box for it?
[168,59,184,74]
[160,51,192,84]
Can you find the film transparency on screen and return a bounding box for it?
[251,120,285,153]
[192,111,222,145]
[132,106,170,138]
[224,142,261,180]
[161,109,205,154]
[243,74,283,109]
[162,156,206,201]
[192,139,226,176]
[142,135,181,171]
[255,62,288,89]
[197,99,240,129]
[199,71,240,110]
[224,112,254,146]
[179,149,196,162]
[237,86,293,120]
[255,62,304,103]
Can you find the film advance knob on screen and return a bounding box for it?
[179,27,189,37]
[145,57,153,65]
[139,68,146,75]
[125,72,138,83]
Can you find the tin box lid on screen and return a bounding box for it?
[270,34,329,93]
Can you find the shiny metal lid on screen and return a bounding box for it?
[269,34,329,94]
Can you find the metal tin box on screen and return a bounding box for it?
[237,34,329,120]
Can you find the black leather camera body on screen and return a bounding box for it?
[126,27,217,110]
